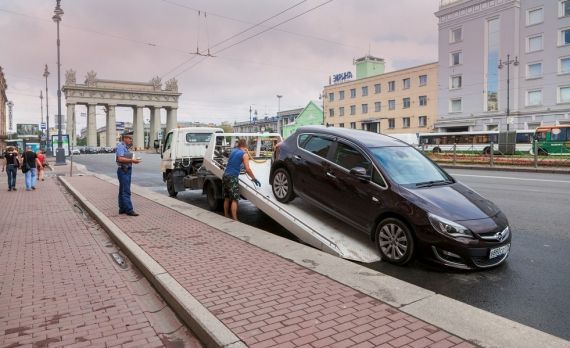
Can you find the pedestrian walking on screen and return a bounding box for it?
[22,146,41,191]
[2,146,20,191]
[37,149,47,181]
[116,132,141,216]
[223,138,261,221]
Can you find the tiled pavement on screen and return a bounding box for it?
[65,174,476,348]
[0,170,201,347]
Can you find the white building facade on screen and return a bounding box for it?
[435,0,570,132]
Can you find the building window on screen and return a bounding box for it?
[527,90,542,106]
[362,86,368,96]
[388,118,395,129]
[403,78,411,90]
[450,98,462,113]
[350,105,356,115]
[560,57,570,74]
[486,18,499,112]
[560,0,570,17]
[527,7,543,26]
[419,96,427,106]
[339,106,345,116]
[560,28,570,46]
[450,75,462,89]
[450,27,462,43]
[362,104,368,114]
[450,51,462,66]
[419,75,428,86]
[388,100,396,110]
[527,35,543,52]
[374,83,381,94]
[419,116,427,127]
[350,122,356,129]
[403,98,411,109]
[527,62,542,78]
[374,101,381,112]
[339,123,345,128]
[350,88,356,98]
[329,108,334,117]
[339,90,345,100]
[388,81,395,92]
[403,117,411,128]
[328,92,334,101]
[558,86,570,103]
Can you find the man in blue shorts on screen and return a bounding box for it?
[116,132,141,216]
[223,138,260,220]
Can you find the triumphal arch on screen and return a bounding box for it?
[62,70,181,149]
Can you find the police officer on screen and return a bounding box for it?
[116,132,141,216]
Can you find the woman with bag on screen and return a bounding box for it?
[37,149,46,181]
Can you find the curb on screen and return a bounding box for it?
[58,176,246,348]
[439,164,570,174]
[61,170,570,348]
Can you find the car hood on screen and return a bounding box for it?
[400,182,501,221]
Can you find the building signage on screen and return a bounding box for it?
[17,123,40,136]
[332,71,353,84]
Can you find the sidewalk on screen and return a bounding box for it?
[62,173,474,348]
[0,168,201,347]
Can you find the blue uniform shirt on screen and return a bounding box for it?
[224,148,245,177]
[116,142,132,168]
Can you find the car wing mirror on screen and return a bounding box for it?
[349,166,370,181]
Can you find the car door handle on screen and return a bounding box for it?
[294,155,301,160]
[326,171,336,178]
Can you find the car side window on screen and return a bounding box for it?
[297,134,310,148]
[164,132,173,151]
[302,135,333,158]
[372,168,386,187]
[333,142,371,175]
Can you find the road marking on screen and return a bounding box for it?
[450,173,570,184]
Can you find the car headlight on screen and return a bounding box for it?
[428,213,474,239]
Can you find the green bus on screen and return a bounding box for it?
[534,125,570,155]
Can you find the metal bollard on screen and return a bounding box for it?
[490,142,494,167]
[453,143,457,166]
[533,139,538,169]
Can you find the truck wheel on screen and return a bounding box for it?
[375,218,414,265]
[272,168,294,203]
[166,173,178,198]
[206,182,223,211]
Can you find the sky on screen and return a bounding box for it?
[0,0,440,133]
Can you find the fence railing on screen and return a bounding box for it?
[421,141,570,169]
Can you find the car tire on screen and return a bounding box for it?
[271,168,295,203]
[206,182,223,211]
[375,218,415,265]
[432,147,442,154]
[482,146,491,155]
[166,173,178,198]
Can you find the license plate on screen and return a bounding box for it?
[489,244,510,259]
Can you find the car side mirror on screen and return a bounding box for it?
[349,167,370,181]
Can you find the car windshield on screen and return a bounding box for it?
[370,146,452,187]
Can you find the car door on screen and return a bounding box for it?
[293,133,335,207]
[160,131,174,173]
[326,140,387,232]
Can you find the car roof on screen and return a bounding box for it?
[296,126,409,148]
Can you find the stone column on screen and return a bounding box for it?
[149,107,161,150]
[134,106,144,150]
[87,103,97,147]
[166,107,177,133]
[106,105,116,147]
[66,103,76,146]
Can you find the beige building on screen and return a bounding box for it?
[0,67,7,151]
[323,57,438,135]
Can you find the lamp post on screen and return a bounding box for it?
[276,95,282,135]
[52,0,65,165]
[39,91,44,149]
[319,92,327,126]
[498,54,519,132]
[43,65,50,155]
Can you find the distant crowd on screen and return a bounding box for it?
[2,146,48,191]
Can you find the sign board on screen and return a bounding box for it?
[331,71,353,84]
[116,121,125,130]
[40,122,46,130]
[17,123,40,136]
[51,134,70,157]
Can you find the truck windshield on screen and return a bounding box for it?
[186,133,213,143]
[370,146,452,187]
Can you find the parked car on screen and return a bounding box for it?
[270,126,511,270]
[70,148,80,155]
[84,146,98,154]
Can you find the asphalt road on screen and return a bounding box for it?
[73,153,570,340]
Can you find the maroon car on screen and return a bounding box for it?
[270,126,511,269]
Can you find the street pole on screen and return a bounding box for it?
[53,0,65,165]
[498,54,519,132]
[43,65,50,155]
[40,91,44,149]
[276,95,282,135]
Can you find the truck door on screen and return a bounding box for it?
[160,131,174,173]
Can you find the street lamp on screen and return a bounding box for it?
[498,54,519,132]
[319,92,327,126]
[43,64,50,155]
[52,0,65,165]
[40,91,44,149]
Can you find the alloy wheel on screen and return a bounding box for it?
[273,171,289,199]
[378,223,408,261]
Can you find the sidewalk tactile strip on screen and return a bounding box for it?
[67,175,475,348]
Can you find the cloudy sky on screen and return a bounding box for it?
[1,0,439,132]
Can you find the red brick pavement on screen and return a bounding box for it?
[0,173,201,347]
[66,175,476,348]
